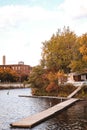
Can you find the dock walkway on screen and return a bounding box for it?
[19,95,68,100]
[11,98,79,128]
[67,85,83,98]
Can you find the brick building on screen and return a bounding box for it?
[0,62,31,75]
[0,56,32,82]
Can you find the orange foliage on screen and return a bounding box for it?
[0,67,18,82]
[47,71,57,82]
[46,82,58,93]
[57,70,67,84]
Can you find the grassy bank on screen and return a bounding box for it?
[31,84,87,99]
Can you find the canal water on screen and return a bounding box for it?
[0,88,87,130]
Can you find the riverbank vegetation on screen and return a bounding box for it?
[31,84,87,99]
[28,27,87,98]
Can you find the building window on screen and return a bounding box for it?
[18,66,20,70]
[15,66,17,70]
[81,75,86,81]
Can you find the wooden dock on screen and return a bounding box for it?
[19,95,68,100]
[67,85,83,98]
[10,98,79,128]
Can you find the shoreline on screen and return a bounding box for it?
[0,83,30,90]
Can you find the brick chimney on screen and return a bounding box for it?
[3,55,6,65]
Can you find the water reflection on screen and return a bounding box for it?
[0,88,87,130]
[44,101,87,130]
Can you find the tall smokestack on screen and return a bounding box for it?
[3,55,6,65]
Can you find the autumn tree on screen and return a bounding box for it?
[29,27,87,96]
[0,67,18,82]
[79,33,87,61]
[46,71,58,92]
[57,70,67,84]
[41,27,77,73]
[69,33,87,72]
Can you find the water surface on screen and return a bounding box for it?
[0,88,87,130]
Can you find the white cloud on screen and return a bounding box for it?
[0,1,87,66]
[58,0,87,19]
[0,5,61,30]
[0,4,62,66]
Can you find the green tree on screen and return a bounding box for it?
[29,65,46,88]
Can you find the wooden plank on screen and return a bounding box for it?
[10,98,79,128]
[67,85,83,98]
[19,95,68,100]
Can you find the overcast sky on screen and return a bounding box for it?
[0,0,87,66]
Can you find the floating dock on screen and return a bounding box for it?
[19,95,68,100]
[10,98,79,128]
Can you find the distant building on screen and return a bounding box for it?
[0,56,32,82]
[0,63,31,75]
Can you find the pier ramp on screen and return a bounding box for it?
[67,85,83,98]
[11,98,79,128]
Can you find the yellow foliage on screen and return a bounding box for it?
[57,70,67,84]
[79,45,87,55]
[47,71,57,82]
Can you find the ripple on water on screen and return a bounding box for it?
[0,89,87,130]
